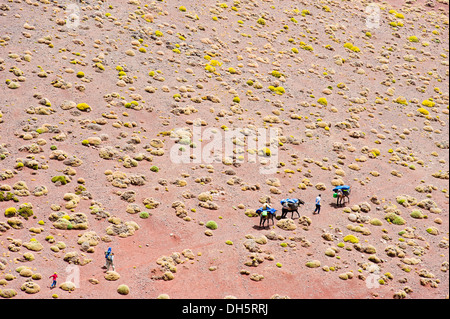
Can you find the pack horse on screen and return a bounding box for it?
[280,198,305,219]
[333,185,351,207]
[256,206,277,229]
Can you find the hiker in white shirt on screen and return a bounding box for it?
[313,194,322,214]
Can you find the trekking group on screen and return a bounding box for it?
[49,186,351,288]
[256,185,351,228]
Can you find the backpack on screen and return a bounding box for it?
[105,247,112,260]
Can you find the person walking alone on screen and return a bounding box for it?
[103,247,115,272]
[105,253,115,272]
[313,194,322,214]
[49,272,58,289]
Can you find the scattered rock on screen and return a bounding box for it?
[276,219,297,231]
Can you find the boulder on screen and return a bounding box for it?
[60,282,76,291]
[105,271,120,281]
[305,260,321,268]
[20,281,40,294]
[276,219,297,231]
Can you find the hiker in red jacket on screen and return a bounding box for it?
[49,272,58,289]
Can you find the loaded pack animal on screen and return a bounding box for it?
[281,198,305,219]
[257,202,277,229]
[335,187,351,207]
[258,208,276,229]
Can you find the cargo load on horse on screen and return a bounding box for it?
[256,206,277,228]
[333,185,350,206]
[280,198,304,219]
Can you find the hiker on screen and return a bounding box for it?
[313,194,322,214]
[104,248,115,272]
[49,272,58,289]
